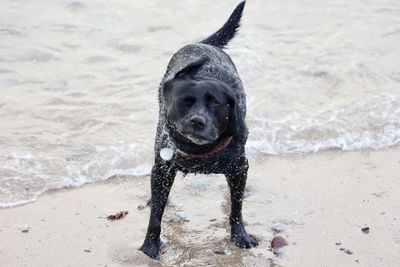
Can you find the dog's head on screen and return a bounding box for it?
[163,59,238,146]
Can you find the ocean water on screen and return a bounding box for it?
[1,0,399,207]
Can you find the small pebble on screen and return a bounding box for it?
[335,242,342,246]
[209,218,217,222]
[107,211,129,221]
[271,236,288,255]
[272,223,287,233]
[214,250,226,255]
[273,247,287,255]
[137,205,146,210]
[170,211,187,222]
[271,236,288,249]
[345,249,353,255]
[21,225,30,233]
[84,249,91,253]
[361,225,370,234]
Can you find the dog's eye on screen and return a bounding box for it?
[182,96,196,105]
[209,98,222,106]
[205,94,221,106]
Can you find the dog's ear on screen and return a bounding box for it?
[174,57,208,79]
[162,78,175,105]
[222,88,240,133]
[163,58,208,103]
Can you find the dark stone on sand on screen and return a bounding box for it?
[137,205,146,210]
[271,236,288,255]
[345,249,354,255]
[107,210,129,221]
[361,225,370,234]
[271,236,288,248]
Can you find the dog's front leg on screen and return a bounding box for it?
[225,157,258,249]
[140,160,176,259]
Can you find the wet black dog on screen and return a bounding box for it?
[140,1,257,259]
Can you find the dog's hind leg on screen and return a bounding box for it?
[225,157,258,249]
[140,161,177,259]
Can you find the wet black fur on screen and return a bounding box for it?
[140,1,258,259]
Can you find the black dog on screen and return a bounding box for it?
[140,1,257,259]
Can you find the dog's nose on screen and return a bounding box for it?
[190,115,206,130]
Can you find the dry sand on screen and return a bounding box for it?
[1,148,400,266]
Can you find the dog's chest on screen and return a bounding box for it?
[175,160,224,175]
[171,148,240,175]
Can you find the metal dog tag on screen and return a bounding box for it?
[160,148,174,161]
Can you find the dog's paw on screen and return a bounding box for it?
[232,232,259,249]
[139,239,161,260]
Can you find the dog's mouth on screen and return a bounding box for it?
[176,128,218,145]
[183,132,218,145]
[172,119,219,146]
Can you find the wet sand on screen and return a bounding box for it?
[1,148,400,266]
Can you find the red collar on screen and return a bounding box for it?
[179,136,233,160]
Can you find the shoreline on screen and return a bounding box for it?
[1,148,400,266]
[2,146,399,210]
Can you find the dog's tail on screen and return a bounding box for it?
[200,1,245,49]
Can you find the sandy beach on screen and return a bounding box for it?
[1,147,399,266]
